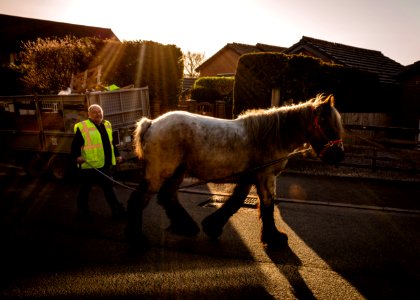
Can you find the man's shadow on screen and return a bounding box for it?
[265,246,316,300]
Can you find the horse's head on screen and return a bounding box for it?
[309,94,344,164]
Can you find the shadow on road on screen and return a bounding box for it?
[278,202,420,299]
[0,175,279,299]
[265,247,316,299]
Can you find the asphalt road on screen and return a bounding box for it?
[0,169,419,299]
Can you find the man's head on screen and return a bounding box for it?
[88,104,103,125]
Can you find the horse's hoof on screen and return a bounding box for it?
[202,216,223,239]
[167,220,200,237]
[261,231,288,250]
[125,227,149,250]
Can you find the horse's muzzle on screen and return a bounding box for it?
[321,142,344,165]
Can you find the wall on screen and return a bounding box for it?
[198,49,239,77]
[400,73,420,128]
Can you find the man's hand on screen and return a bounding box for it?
[76,156,86,164]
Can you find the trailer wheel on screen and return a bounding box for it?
[48,154,70,181]
[25,153,48,178]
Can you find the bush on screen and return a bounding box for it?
[13,35,95,94]
[192,76,234,103]
[191,86,221,102]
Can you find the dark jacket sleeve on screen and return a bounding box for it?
[71,128,84,161]
[113,137,120,157]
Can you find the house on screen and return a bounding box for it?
[0,14,119,95]
[195,42,286,77]
[198,37,404,85]
[199,36,411,115]
[284,37,416,121]
[398,61,420,127]
[284,36,404,85]
[0,14,118,64]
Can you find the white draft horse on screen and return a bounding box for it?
[126,94,344,249]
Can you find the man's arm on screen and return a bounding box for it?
[71,128,85,164]
[112,136,121,158]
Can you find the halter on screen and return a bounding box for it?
[313,115,343,158]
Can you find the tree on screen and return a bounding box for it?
[183,51,205,78]
[13,35,95,94]
[104,40,184,110]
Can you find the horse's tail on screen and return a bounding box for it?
[133,117,152,159]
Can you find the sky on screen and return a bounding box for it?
[1,0,419,66]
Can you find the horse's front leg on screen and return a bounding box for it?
[256,174,288,249]
[157,165,200,237]
[125,178,152,249]
[202,179,252,239]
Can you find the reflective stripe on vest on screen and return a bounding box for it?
[74,119,116,169]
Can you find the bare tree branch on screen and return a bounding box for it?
[183,51,205,78]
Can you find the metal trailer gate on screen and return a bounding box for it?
[0,87,150,179]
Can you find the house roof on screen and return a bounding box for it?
[0,14,119,52]
[255,43,287,53]
[198,37,405,85]
[285,36,404,84]
[196,42,286,71]
[398,60,420,78]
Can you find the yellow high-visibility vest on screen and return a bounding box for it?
[74,119,116,169]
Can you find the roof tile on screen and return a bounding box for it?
[285,36,404,84]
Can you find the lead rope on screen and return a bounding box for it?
[84,161,139,192]
[179,147,312,189]
[84,147,313,192]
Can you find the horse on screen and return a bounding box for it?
[125,94,344,249]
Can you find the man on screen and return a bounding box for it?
[71,104,125,221]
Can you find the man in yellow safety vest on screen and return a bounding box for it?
[71,104,125,221]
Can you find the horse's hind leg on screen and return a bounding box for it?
[157,165,200,236]
[256,175,288,249]
[202,180,252,239]
[125,178,152,248]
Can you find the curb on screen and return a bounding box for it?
[179,188,420,215]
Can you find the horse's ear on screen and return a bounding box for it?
[317,94,335,110]
[313,94,335,110]
[325,94,335,107]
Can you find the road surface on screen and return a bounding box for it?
[0,168,419,299]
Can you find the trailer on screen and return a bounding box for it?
[0,87,150,180]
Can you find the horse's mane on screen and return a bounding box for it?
[238,95,327,150]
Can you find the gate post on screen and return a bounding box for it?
[215,101,226,119]
[271,88,281,107]
[187,99,197,114]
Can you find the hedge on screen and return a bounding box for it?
[191,86,221,102]
[93,40,184,110]
[191,76,234,104]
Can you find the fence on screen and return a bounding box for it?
[178,99,227,119]
[290,124,420,174]
[283,109,420,174]
[342,124,419,171]
[88,87,150,129]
